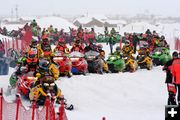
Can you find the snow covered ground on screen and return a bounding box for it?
[0,43,168,120]
[1,17,179,119]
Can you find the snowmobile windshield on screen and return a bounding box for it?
[54,51,65,57]
[153,47,163,55]
[139,41,148,48]
[85,50,99,57]
[70,51,84,58]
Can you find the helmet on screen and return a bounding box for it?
[39,59,50,70]
[28,51,36,59]
[161,35,165,40]
[142,42,148,48]
[42,35,49,45]
[58,38,65,45]
[116,46,121,52]
[9,73,17,87]
[125,40,130,45]
[97,44,103,50]
[31,38,38,47]
[142,34,147,38]
[42,34,48,39]
[172,51,178,58]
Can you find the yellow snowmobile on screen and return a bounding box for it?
[123,56,138,72]
[137,55,153,70]
[137,47,153,70]
[29,76,61,105]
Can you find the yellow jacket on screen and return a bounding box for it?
[36,63,59,80]
[49,63,59,79]
[37,44,53,59]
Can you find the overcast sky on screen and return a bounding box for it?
[0,0,179,17]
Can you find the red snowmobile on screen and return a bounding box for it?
[16,69,36,98]
[53,50,72,77]
[70,51,88,75]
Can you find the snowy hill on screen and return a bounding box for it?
[36,16,77,32]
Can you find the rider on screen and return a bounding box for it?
[34,58,59,86]
[54,38,69,53]
[113,46,122,57]
[138,43,150,57]
[28,38,38,56]
[37,35,53,59]
[122,40,134,59]
[97,44,109,73]
[70,38,84,53]
[24,51,39,73]
[84,41,99,52]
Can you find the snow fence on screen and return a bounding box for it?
[0,88,68,120]
[174,38,180,51]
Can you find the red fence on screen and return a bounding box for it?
[0,88,68,120]
[0,30,32,57]
[174,38,180,51]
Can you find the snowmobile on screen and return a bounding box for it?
[106,54,125,73]
[29,75,74,110]
[69,51,88,75]
[0,51,9,75]
[137,55,153,70]
[150,47,171,66]
[96,34,109,43]
[16,69,36,98]
[123,56,138,72]
[85,50,104,74]
[53,50,72,77]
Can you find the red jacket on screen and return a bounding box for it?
[71,44,84,53]
[171,59,180,84]
[55,45,67,53]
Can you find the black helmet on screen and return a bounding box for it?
[116,46,121,52]
[125,40,130,45]
[161,35,165,40]
[172,51,178,58]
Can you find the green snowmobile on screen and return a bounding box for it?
[106,54,125,73]
[96,33,121,43]
[150,47,171,66]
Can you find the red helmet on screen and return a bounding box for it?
[59,38,65,43]
[42,35,48,40]
[97,44,103,49]
[28,50,36,59]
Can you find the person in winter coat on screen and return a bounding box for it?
[70,39,84,53]
[113,46,122,57]
[34,58,59,86]
[171,52,180,104]
[122,40,134,59]
[54,38,69,53]
[23,51,39,74]
[163,51,179,105]
[97,44,109,73]
[31,19,37,28]
[28,38,38,55]
[37,35,53,59]
[84,41,99,52]
[132,33,139,54]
